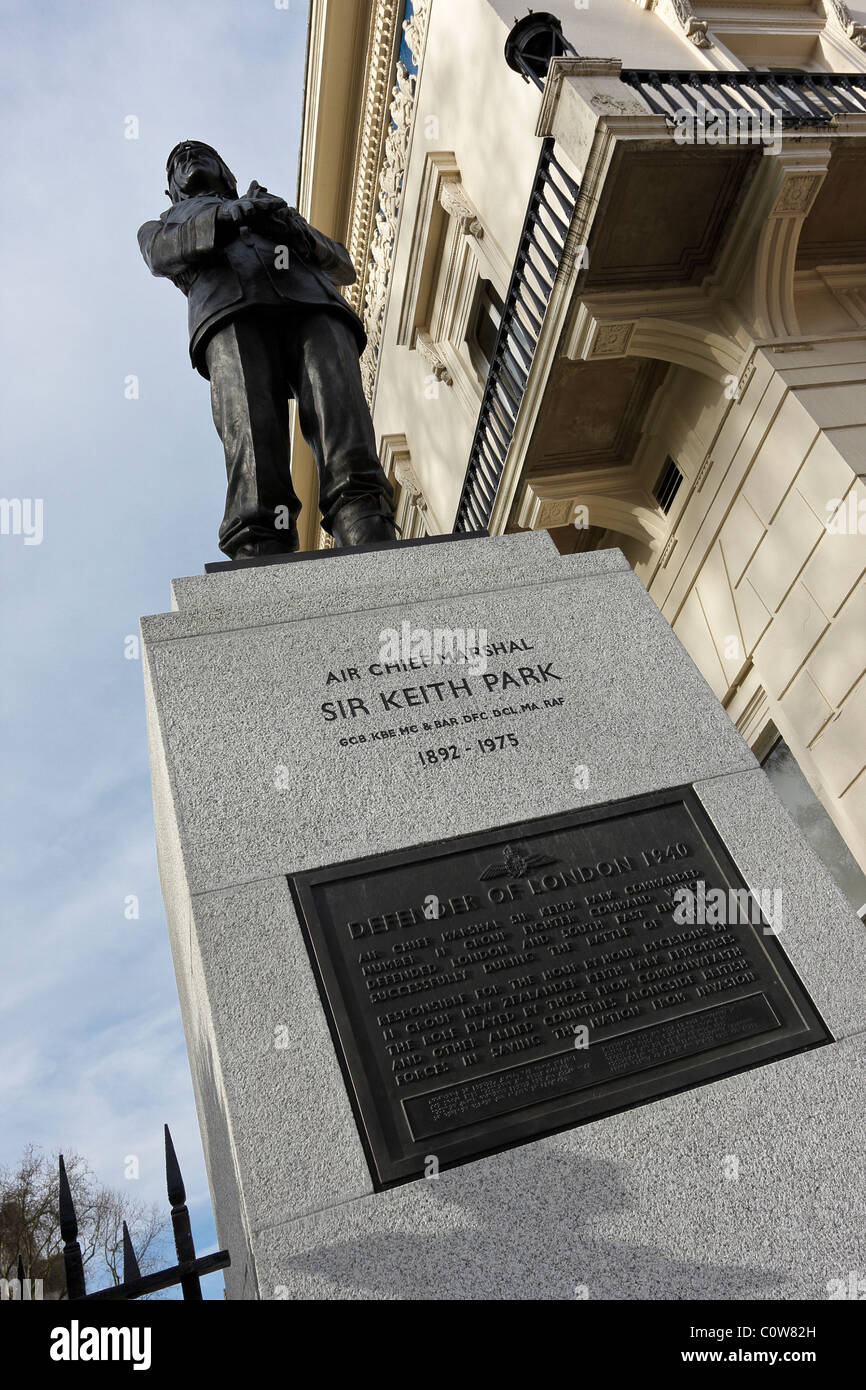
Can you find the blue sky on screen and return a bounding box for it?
[1,0,308,1297]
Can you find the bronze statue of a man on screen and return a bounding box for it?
[138,141,397,557]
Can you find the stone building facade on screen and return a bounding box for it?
[294,0,866,899]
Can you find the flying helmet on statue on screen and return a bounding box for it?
[165,141,238,201]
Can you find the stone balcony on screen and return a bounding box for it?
[457,55,866,546]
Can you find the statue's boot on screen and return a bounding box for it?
[331,496,399,548]
[231,535,298,559]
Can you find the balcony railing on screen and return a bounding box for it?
[453,62,864,535]
[453,138,579,534]
[621,68,866,126]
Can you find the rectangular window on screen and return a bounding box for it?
[467,278,505,382]
[653,457,684,514]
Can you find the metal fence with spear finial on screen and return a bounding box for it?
[59,1125,229,1301]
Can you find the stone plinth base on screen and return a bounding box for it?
[141,533,866,1299]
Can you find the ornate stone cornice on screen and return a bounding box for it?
[636,0,866,52]
[314,3,431,549]
[343,1,403,316]
[356,0,432,403]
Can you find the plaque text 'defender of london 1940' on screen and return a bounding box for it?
[290,786,829,1185]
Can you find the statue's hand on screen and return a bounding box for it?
[246,181,289,214]
[216,189,315,257]
[217,197,256,228]
[271,206,316,257]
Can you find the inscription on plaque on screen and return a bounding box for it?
[290,786,829,1185]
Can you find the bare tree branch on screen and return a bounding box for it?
[0,1145,168,1299]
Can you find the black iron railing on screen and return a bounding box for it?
[455,50,864,534]
[621,68,866,126]
[453,139,579,533]
[60,1126,230,1301]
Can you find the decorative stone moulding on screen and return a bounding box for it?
[415,329,453,386]
[356,0,432,404]
[438,178,484,239]
[630,0,711,49]
[344,1,404,318]
[825,1,866,50]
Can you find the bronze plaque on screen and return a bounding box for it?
[290,786,829,1186]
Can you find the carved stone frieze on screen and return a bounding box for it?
[357,1,432,402]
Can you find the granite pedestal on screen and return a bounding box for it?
[141,531,866,1299]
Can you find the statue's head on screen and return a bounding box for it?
[165,141,237,202]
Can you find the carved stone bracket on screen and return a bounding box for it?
[380,432,432,537]
[517,475,668,543]
[393,456,430,515]
[438,179,484,239]
[416,329,454,385]
[824,1,866,50]
[630,0,711,48]
[748,153,830,339]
